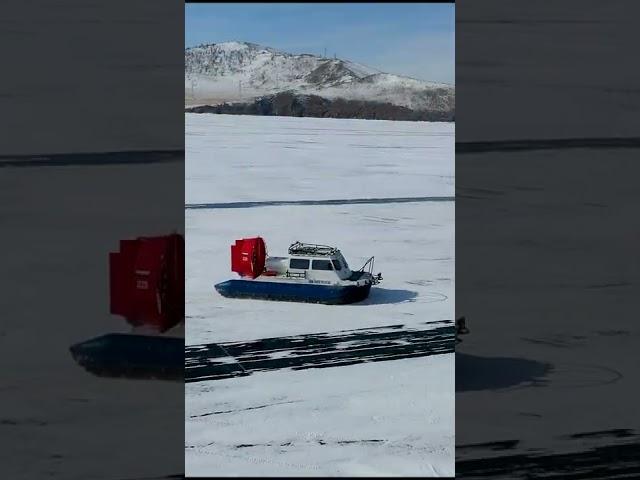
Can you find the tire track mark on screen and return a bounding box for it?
[0,149,183,168]
[186,321,455,383]
[185,196,454,210]
[457,137,640,154]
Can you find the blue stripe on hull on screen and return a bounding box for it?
[214,279,371,305]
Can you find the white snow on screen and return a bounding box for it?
[185,113,454,205]
[457,146,640,460]
[186,355,454,477]
[185,114,455,476]
[457,0,640,140]
[186,202,454,344]
[342,59,383,78]
[455,3,640,465]
[2,1,183,156]
[2,160,184,479]
[317,73,454,112]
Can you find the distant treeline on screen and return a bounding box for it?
[185,92,454,122]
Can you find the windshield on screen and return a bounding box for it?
[331,259,342,271]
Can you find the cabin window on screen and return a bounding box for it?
[331,259,342,270]
[312,259,333,271]
[289,258,309,270]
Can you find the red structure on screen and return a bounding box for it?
[109,234,184,332]
[231,237,266,278]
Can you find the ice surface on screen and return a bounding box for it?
[186,202,454,344]
[456,3,640,468]
[457,147,640,458]
[185,114,454,476]
[185,114,454,205]
[186,355,454,477]
[2,161,184,479]
[3,1,182,156]
[457,0,640,141]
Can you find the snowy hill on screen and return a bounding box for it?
[185,42,454,113]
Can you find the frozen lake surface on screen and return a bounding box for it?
[185,114,455,476]
[185,114,454,204]
[2,159,184,479]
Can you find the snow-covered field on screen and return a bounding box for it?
[185,114,454,204]
[455,3,640,475]
[2,160,184,479]
[457,0,640,141]
[185,114,455,476]
[187,356,453,477]
[186,202,453,343]
[457,147,640,464]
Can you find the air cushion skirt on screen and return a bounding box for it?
[214,279,372,304]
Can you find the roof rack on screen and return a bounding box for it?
[288,241,338,257]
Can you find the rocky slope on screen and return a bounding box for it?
[185,91,454,122]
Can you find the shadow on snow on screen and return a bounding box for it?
[351,287,418,306]
[456,353,552,392]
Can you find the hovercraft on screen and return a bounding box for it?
[69,234,185,380]
[214,237,382,305]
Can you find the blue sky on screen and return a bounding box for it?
[185,3,455,84]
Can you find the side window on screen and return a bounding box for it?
[289,258,309,270]
[331,259,342,271]
[312,260,333,271]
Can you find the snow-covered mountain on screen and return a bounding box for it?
[185,42,454,113]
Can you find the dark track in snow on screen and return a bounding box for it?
[456,434,640,479]
[118,475,182,480]
[185,196,455,210]
[0,149,183,168]
[456,137,640,154]
[185,321,454,383]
